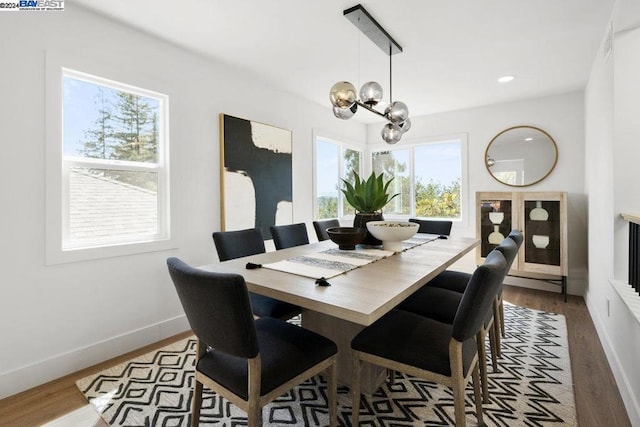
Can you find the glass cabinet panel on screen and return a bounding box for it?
[479,199,513,258]
[523,200,561,266]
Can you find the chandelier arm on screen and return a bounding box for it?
[355,100,388,120]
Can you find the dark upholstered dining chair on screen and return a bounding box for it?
[167,257,338,427]
[270,223,309,250]
[212,228,300,320]
[397,237,517,402]
[351,250,507,427]
[423,230,523,342]
[408,218,453,236]
[312,219,340,241]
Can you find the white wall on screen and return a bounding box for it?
[366,92,588,294]
[584,0,640,423]
[0,7,365,398]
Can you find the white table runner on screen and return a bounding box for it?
[263,234,439,279]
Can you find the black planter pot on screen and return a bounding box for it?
[353,212,384,246]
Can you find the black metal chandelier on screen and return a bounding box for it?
[329,4,410,144]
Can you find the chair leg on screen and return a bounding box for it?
[352,353,363,426]
[450,342,467,427]
[476,330,489,403]
[247,405,261,427]
[191,379,203,427]
[500,298,506,338]
[493,315,502,358]
[493,298,502,358]
[247,357,262,427]
[488,322,498,373]
[327,362,338,427]
[472,362,484,426]
[386,368,396,385]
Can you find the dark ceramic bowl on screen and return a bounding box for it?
[326,227,367,250]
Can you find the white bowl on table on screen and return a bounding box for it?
[366,221,419,252]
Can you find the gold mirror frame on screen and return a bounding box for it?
[485,125,558,187]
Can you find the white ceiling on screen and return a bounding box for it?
[70,0,615,123]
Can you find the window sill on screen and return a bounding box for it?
[610,279,640,326]
[46,238,177,265]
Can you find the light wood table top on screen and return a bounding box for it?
[200,236,479,326]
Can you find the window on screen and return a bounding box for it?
[60,69,169,252]
[314,136,362,219]
[490,159,521,186]
[371,137,463,220]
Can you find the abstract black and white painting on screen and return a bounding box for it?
[220,114,292,239]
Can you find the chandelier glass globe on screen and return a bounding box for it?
[329,81,357,109]
[381,123,403,144]
[359,81,383,106]
[399,117,411,133]
[332,103,358,120]
[384,101,409,124]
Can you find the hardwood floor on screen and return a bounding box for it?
[0,287,631,426]
[503,286,631,427]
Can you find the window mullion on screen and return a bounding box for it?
[63,156,160,172]
[338,146,344,218]
[410,147,416,217]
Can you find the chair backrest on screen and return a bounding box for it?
[452,250,507,342]
[408,218,453,236]
[270,223,309,250]
[313,219,340,241]
[507,229,524,248]
[495,237,519,272]
[167,257,259,358]
[213,228,266,262]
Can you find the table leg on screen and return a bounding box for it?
[301,309,387,394]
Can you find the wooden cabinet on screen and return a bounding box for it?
[476,191,568,299]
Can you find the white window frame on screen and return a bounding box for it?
[367,133,468,225]
[46,52,173,264]
[312,131,364,221]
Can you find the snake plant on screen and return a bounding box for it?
[341,171,399,213]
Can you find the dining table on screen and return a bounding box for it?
[200,234,480,394]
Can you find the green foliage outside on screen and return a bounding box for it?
[329,172,460,219]
[372,150,461,219]
[317,196,338,219]
[415,178,461,218]
[79,88,159,191]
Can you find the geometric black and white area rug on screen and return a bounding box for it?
[77,303,577,426]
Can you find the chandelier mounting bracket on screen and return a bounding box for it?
[343,4,403,56]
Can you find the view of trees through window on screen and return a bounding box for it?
[372,140,462,219]
[315,136,461,220]
[64,76,160,191]
[62,70,167,248]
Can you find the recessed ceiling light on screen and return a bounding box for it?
[497,75,515,83]
[525,137,533,141]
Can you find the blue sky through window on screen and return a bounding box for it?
[415,140,461,186]
[316,138,340,197]
[63,76,160,157]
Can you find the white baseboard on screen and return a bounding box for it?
[0,314,189,400]
[584,289,640,426]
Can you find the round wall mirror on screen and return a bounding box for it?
[485,125,558,187]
